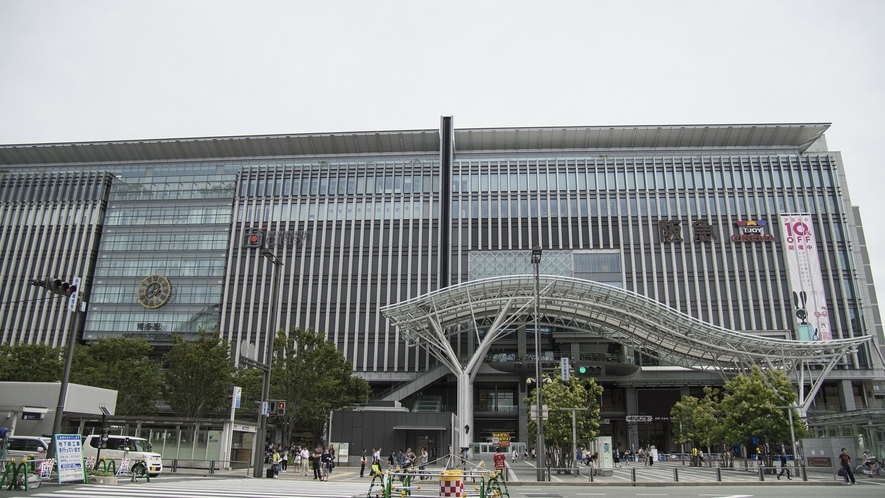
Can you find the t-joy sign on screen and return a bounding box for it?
[731,220,776,242]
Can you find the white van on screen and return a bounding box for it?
[82,435,163,477]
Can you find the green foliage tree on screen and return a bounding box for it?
[163,330,236,418]
[671,386,719,465]
[233,367,265,420]
[269,328,370,446]
[525,369,603,471]
[70,337,161,416]
[718,366,807,467]
[0,343,63,382]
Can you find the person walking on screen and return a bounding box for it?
[776,451,791,480]
[839,448,856,485]
[280,449,288,472]
[360,449,367,477]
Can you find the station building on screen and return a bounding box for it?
[1,118,883,457]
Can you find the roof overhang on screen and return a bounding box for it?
[0,123,830,166]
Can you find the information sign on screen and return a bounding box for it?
[54,434,85,484]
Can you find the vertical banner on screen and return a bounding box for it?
[54,434,85,483]
[779,214,830,341]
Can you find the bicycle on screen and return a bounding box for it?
[855,456,885,478]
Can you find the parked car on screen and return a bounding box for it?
[81,434,163,477]
[4,435,51,462]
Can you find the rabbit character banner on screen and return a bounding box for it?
[779,214,831,341]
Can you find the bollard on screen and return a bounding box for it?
[209,460,215,475]
[588,467,593,482]
[716,467,721,482]
[758,467,764,481]
[801,465,807,482]
[674,468,678,482]
[172,459,178,473]
[631,467,636,485]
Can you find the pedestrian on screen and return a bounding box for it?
[321,446,333,481]
[312,446,323,480]
[373,447,382,466]
[419,447,429,478]
[493,447,507,480]
[511,446,518,463]
[589,451,598,475]
[639,447,646,466]
[388,451,396,469]
[360,449,367,477]
[838,448,856,485]
[300,446,310,476]
[271,447,281,478]
[280,449,288,472]
[776,451,791,480]
[613,448,621,468]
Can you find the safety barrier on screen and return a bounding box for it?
[367,467,509,498]
[0,460,31,490]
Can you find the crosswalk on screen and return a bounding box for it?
[28,477,370,498]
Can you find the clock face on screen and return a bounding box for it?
[137,274,172,309]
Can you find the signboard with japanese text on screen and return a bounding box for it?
[492,432,511,447]
[779,214,830,340]
[54,434,86,483]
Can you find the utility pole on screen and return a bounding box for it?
[559,407,588,476]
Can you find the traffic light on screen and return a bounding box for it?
[243,228,265,249]
[268,400,285,415]
[574,362,603,377]
[30,278,77,297]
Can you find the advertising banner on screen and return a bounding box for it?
[779,214,831,340]
[54,434,85,484]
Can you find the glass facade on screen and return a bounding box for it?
[1,123,882,453]
[83,163,238,343]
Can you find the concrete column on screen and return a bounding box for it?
[839,379,857,411]
[625,386,639,451]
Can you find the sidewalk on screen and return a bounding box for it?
[163,459,843,487]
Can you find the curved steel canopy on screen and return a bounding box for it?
[382,275,873,416]
[383,275,868,367]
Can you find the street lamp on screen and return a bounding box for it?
[531,245,546,481]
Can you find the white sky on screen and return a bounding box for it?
[2,0,884,296]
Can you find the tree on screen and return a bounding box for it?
[0,343,63,382]
[269,328,370,446]
[163,330,236,418]
[70,337,161,416]
[718,366,807,468]
[524,368,603,472]
[671,386,719,465]
[233,367,265,420]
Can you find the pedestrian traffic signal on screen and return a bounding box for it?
[574,363,603,377]
[276,401,286,415]
[243,228,265,249]
[30,278,77,297]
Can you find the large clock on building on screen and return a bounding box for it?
[137,274,172,309]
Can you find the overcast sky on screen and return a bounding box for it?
[2,0,884,293]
